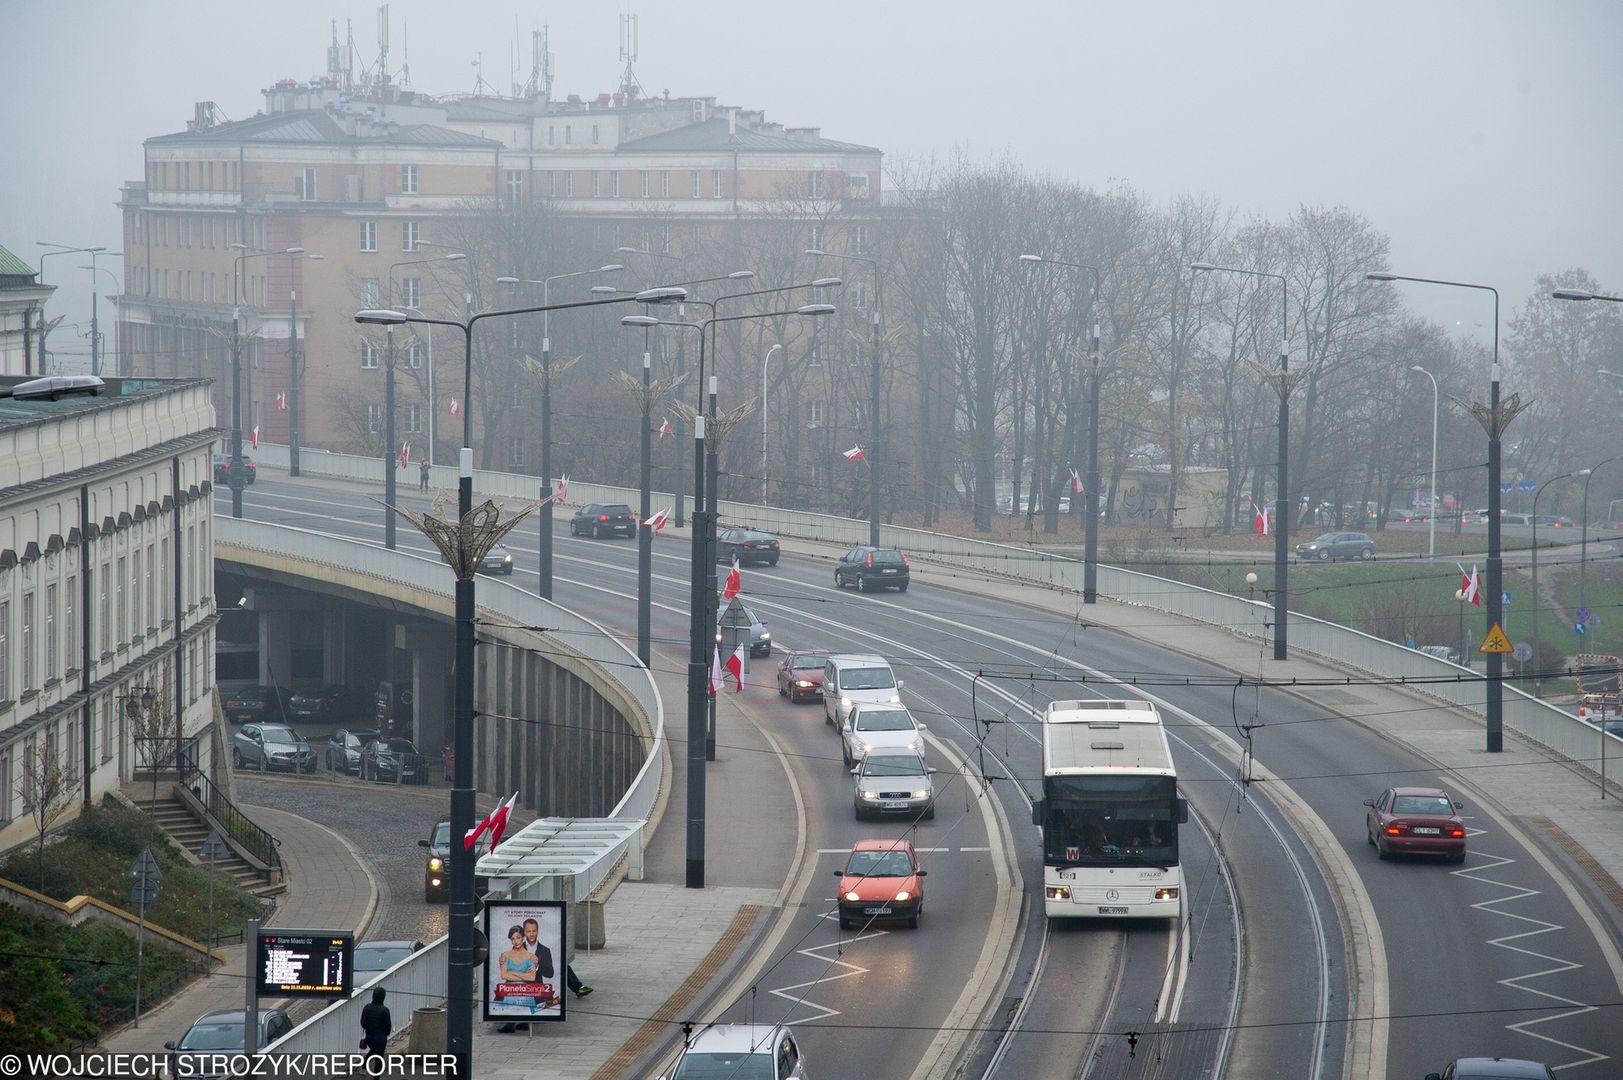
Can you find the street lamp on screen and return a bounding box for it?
[354,283,684,1078]
[1531,471,1582,696]
[35,243,107,376]
[807,247,885,545]
[78,259,124,376]
[1194,260,1294,659]
[761,343,783,502]
[1019,254,1103,601]
[1553,288,1623,304]
[1410,366,1441,558]
[284,252,323,478]
[495,264,625,599]
[1368,270,1523,752]
[622,301,835,892]
[1579,455,1621,621]
[225,245,304,518]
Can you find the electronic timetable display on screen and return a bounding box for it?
[255,929,354,999]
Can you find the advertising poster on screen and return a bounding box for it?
[483,900,567,1022]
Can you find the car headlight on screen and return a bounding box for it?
[893,890,912,902]
[906,738,921,751]
[889,694,901,704]
[429,857,443,871]
[760,632,770,640]
[1046,885,1072,900]
[501,555,512,565]
[859,742,873,754]
[843,890,861,902]
[862,790,880,799]
[795,680,812,688]
[912,789,929,799]
[841,697,853,711]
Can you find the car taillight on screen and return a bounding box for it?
[599,514,609,521]
[1448,826,1465,838]
[901,553,909,565]
[865,552,874,567]
[1384,823,1407,836]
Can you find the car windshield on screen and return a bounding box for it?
[432,822,450,847]
[862,756,925,777]
[671,1053,774,1080]
[603,505,632,514]
[841,667,895,691]
[178,1021,244,1051]
[1392,795,1453,815]
[792,656,822,670]
[855,709,912,732]
[354,945,416,971]
[845,849,915,877]
[262,728,300,744]
[383,739,417,754]
[742,531,771,541]
[343,733,367,749]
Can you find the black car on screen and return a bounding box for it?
[289,684,359,722]
[325,727,380,774]
[212,453,257,486]
[569,503,637,539]
[478,543,515,575]
[359,736,428,784]
[1295,531,1375,561]
[834,546,911,592]
[221,685,294,725]
[419,819,491,902]
[717,528,781,566]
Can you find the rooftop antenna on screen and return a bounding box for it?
[398,20,411,88]
[376,4,390,90]
[327,20,351,90]
[526,27,554,100]
[619,13,645,101]
[511,17,521,97]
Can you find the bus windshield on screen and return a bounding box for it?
[1041,775,1179,868]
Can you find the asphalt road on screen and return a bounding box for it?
[219,475,1623,1076]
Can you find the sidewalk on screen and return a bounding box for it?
[98,803,378,1054]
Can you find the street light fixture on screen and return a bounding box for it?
[495,264,625,599]
[761,343,784,502]
[806,247,885,544]
[1552,288,1623,304]
[284,253,324,479]
[353,283,684,1080]
[34,243,107,376]
[1410,365,1441,558]
[1194,260,1294,660]
[1020,254,1104,601]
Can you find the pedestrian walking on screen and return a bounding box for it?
[360,986,391,1056]
[567,965,593,998]
[419,457,430,491]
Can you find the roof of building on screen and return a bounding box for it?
[148,110,501,149]
[618,118,879,155]
[0,244,35,278]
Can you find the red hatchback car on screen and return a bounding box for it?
[776,652,827,703]
[1365,786,1467,862]
[834,838,926,929]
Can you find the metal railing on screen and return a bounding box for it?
[266,939,448,1057]
[192,766,283,876]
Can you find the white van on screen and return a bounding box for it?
[823,654,903,728]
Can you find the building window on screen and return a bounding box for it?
[611,224,623,250]
[547,125,555,146]
[45,584,57,682]
[591,124,599,145]
[564,124,572,145]
[360,220,377,252]
[65,575,76,666]
[402,222,420,252]
[130,552,141,637]
[159,539,168,623]
[508,439,524,466]
[611,171,621,198]
[713,170,723,198]
[808,399,825,425]
[401,278,420,309]
[852,279,868,311]
[660,170,671,198]
[0,601,9,698]
[641,170,650,197]
[845,173,870,200]
[361,278,381,307]
[853,225,867,255]
[661,225,672,254]
[98,563,110,652]
[366,404,381,434]
[295,167,316,200]
[145,546,155,630]
[401,164,419,194]
[506,169,524,201]
[548,171,558,198]
[809,223,824,252]
[115,558,126,647]
[808,170,824,198]
[691,169,701,198]
[591,172,601,198]
[361,340,380,369]
[405,403,423,433]
[564,173,574,197]
[404,340,422,369]
[808,338,822,367]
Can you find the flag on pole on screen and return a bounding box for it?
[275,392,288,411]
[709,648,724,696]
[658,417,672,439]
[488,791,520,852]
[723,557,742,600]
[1459,563,1482,606]
[1069,468,1084,496]
[399,442,410,470]
[726,640,746,692]
[449,398,461,416]
[250,425,260,449]
[555,474,569,502]
[842,445,866,462]
[1252,500,1270,538]
[644,507,672,531]
[464,799,496,850]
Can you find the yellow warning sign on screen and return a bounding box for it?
[1479,623,1514,654]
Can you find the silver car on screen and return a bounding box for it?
[852,748,936,820]
[840,702,926,767]
[231,723,315,773]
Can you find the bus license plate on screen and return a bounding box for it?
[1098,905,1128,915]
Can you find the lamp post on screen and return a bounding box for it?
[1194,261,1293,659]
[1531,471,1581,696]
[1019,255,1103,600]
[761,343,783,502]
[390,253,468,471]
[1578,456,1621,620]
[1410,365,1441,558]
[354,284,685,1077]
[78,261,124,376]
[495,265,624,598]
[226,246,304,518]
[35,243,107,376]
[622,302,835,891]
[284,252,323,478]
[1368,271,1520,751]
[807,248,884,545]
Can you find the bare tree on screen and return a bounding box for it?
[19,738,78,891]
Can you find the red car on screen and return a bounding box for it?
[777,651,827,703]
[834,838,926,929]
[1365,786,1466,862]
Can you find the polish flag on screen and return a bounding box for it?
[725,640,746,693]
[250,425,260,449]
[658,417,672,439]
[709,648,724,696]
[449,398,461,416]
[1459,563,1482,606]
[644,507,672,531]
[843,445,866,462]
[399,442,411,470]
[1252,501,1270,538]
[555,474,569,502]
[275,392,288,411]
[487,791,520,852]
[723,557,742,600]
[1069,468,1084,496]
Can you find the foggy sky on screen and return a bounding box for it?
[5,1,1619,371]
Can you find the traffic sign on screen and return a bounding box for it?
[1517,479,1537,492]
[1578,607,1591,623]
[1502,591,1512,607]
[1480,623,1514,654]
[1576,622,1588,636]
[1512,641,1533,663]
[1500,482,1514,494]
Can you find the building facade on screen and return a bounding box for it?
[0,244,54,377]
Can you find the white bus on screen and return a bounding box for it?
[1033,699,1188,919]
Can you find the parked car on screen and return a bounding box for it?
[661,1023,807,1080]
[1365,786,1467,862]
[1423,1058,1555,1080]
[231,723,315,773]
[834,546,911,592]
[776,651,828,703]
[325,727,380,774]
[834,838,926,929]
[222,684,295,725]
[717,528,781,566]
[840,702,926,767]
[351,939,424,985]
[852,748,936,820]
[569,503,636,538]
[1295,531,1374,561]
[419,819,490,902]
[289,683,359,722]
[212,453,257,486]
[167,1008,293,1076]
[715,598,772,658]
[360,736,428,784]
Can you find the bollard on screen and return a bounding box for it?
[408,1006,447,1055]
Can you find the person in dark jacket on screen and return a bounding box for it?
[360,986,392,1056]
